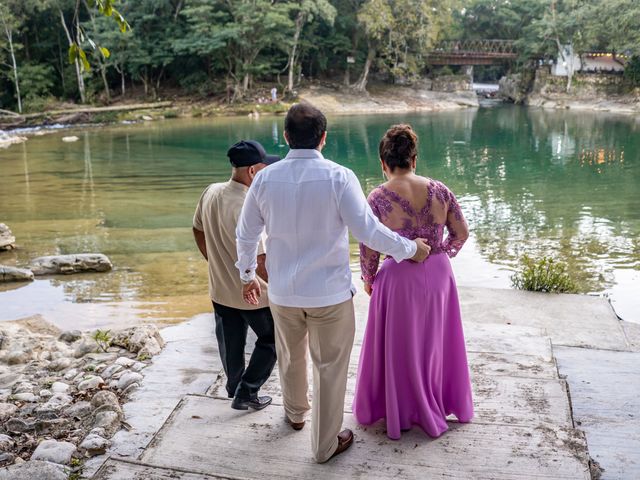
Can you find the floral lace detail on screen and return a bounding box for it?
[360,179,468,284]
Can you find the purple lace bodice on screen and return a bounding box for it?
[359,179,468,284]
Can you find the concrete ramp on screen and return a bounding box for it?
[138,395,589,480]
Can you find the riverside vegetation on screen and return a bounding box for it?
[1,0,639,121]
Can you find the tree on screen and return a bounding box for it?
[355,0,453,91]
[0,2,22,112]
[285,0,336,93]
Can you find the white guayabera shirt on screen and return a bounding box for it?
[236,149,417,308]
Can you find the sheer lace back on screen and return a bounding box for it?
[360,178,468,284]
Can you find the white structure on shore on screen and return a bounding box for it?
[552,44,626,76]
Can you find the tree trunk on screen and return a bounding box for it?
[59,10,86,103]
[120,67,126,96]
[354,44,375,92]
[1,17,22,113]
[287,12,305,93]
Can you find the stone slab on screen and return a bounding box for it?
[555,346,640,480]
[468,351,558,380]
[458,287,628,351]
[141,395,590,480]
[464,322,553,361]
[94,458,233,480]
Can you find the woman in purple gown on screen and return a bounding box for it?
[353,124,474,440]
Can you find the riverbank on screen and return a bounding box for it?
[0,317,166,478]
[79,279,640,479]
[0,81,480,135]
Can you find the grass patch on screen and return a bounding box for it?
[511,255,578,293]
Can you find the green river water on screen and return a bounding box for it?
[1,105,638,329]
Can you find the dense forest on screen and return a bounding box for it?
[1,0,639,112]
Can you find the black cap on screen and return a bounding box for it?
[227,140,280,167]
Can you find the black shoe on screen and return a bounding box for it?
[231,395,273,411]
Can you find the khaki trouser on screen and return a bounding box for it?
[270,298,355,463]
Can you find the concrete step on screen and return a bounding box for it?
[138,395,590,480]
[555,346,640,480]
[458,286,628,351]
[93,458,232,480]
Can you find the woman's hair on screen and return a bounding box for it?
[379,124,418,172]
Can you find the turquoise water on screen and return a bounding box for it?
[0,106,638,328]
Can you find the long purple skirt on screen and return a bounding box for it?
[353,253,474,440]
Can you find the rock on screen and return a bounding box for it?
[5,417,34,433]
[0,373,21,390]
[100,364,123,379]
[5,350,32,365]
[114,356,135,367]
[43,393,72,409]
[79,433,111,456]
[13,382,33,394]
[432,74,473,92]
[0,402,17,421]
[31,254,112,275]
[111,325,164,357]
[58,331,81,344]
[0,265,33,283]
[117,371,143,391]
[93,410,120,437]
[498,73,530,104]
[122,382,139,396]
[47,357,71,372]
[90,390,119,411]
[11,392,37,402]
[141,115,153,121]
[130,361,147,372]
[0,224,16,251]
[0,453,13,465]
[31,439,76,465]
[50,382,70,394]
[39,389,53,399]
[61,136,79,142]
[63,368,78,381]
[0,434,14,451]
[77,376,104,391]
[73,342,97,358]
[63,401,91,419]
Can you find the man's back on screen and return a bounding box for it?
[194,180,267,309]
[237,148,415,308]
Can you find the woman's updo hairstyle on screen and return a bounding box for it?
[379,124,418,172]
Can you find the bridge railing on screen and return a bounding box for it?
[430,40,517,57]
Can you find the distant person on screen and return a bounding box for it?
[270,87,278,102]
[193,140,280,411]
[236,103,431,463]
[353,124,474,439]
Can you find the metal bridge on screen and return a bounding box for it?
[427,40,517,65]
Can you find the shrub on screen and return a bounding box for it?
[511,255,578,293]
[91,329,112,352]
[624,56,640,87]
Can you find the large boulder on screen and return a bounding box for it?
[111,325,165,358]
[30,439,76,465]
[0,265,34,283]
[0,460,67,480]
[0,224,15,251]
[30,254,112,275]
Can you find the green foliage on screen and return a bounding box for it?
[624,56,640,87]
[91,329,112,352]
[19,63,55,100]
[511,255,578,294]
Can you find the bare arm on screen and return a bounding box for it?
[192,227,207,260]
[256,253,268,282]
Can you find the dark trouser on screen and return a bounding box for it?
[212,302,277,400]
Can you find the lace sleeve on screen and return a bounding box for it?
[359,190,383,284]
[443,187,468,258]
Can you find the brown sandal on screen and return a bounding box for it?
[329,429,354,460]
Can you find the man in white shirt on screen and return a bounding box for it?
[236,103,430,463]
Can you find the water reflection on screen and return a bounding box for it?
[0,109,638,328]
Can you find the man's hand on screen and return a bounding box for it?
[410,238,431,263]
[364,282,373,296]
[242,279,261,305]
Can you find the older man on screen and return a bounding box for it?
[236,104,431,462]
[193,140,279,411]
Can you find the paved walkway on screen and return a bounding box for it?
[90,281,639,480]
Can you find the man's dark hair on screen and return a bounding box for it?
[284,103,327,149]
